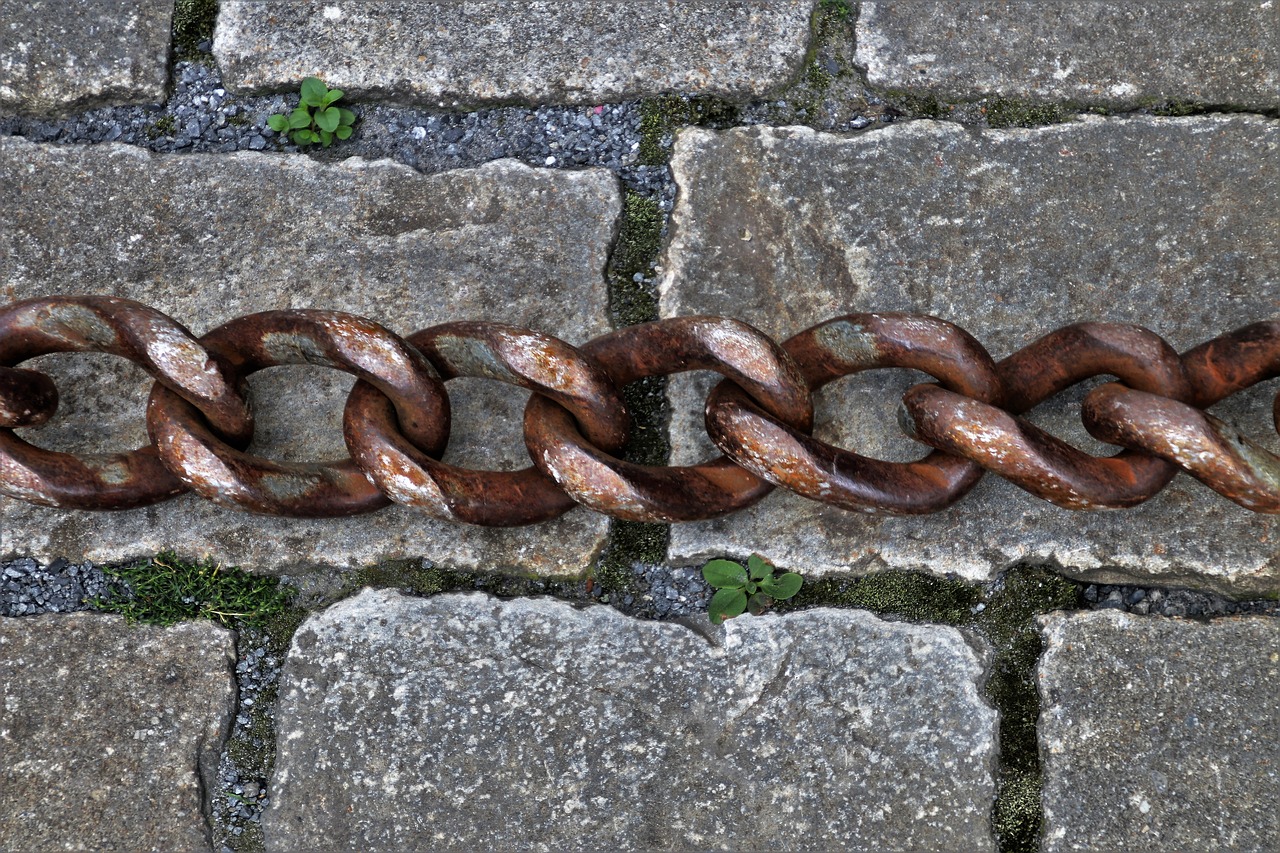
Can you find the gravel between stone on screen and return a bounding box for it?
[0,60,675,209]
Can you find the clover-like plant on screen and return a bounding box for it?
[702,554,803,625]
[267,77,356,148]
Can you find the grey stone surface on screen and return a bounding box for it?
[0,138,619,575]
[1038,610,1280,851]
[659,117,1280,594]
[0,0,173,117]
[855,0,1280,110]
[0,613,235,852]
[266,588,998,852]
[213,0,816,107]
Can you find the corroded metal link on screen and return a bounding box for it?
[344,322,629,526]
[1081,322,1280,513]
[706,313,1002,513]
[4,294,1280,520]
[899,324,1191,509]
[0,297,252,509]
[148,310,449,517]
[1084,384,1280,513]
[524,317,813,522]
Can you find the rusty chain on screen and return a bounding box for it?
[1,296,1279,523]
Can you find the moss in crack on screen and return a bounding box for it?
[92,553,292,629]
[780,569,981,623]
[218,605,306,853]
[638,95,740,165]
[146,115,177,140]
[608,192,663,328]
[173,0,219,62]
[983,97,1070,128]
[592,521,668,602]
[1148,99,1206,117]
[976,565,1082,852]
[596,176,671,603]
[881,88,950,120]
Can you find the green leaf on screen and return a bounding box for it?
[266,114,289,132]
[290,128,313,145]
[315,106,340,133]
[747,554,772,581]
[768,572,804,600]
[335,125,353,140]
[300,77,328,107]
[337,108,356,127]
[323,88,344,106]
[702,559,747,590]
[747,591,773,616]
[708,588,747,624]
[320,129,334,147]
[288,107,312,129]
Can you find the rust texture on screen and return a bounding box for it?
[0,297,250,509]
[899,324,1190,509]
[706,313,1002,514]
[2,297,1279,521]
[344,322,629,526]
[148,310,448,517]
[525,317,813,522]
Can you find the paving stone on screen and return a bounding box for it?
[0,138,619,575]
[265,588,998,852]
[1038,610,1280,851]
[213,0,816,107]
[0,613,235,852]
[855,0,1280,110]
[0,0,173,117]
[659,117,1280,594]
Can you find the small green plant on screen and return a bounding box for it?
[702,554,803,624]
[267,77,356,148]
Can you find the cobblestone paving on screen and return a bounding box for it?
[0,2,1278,852]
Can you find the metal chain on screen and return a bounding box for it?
[1,296,1278,522]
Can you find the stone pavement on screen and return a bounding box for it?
[0,1,1278,851]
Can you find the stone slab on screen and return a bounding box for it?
[1038,611,1280,851]
[0,0,173,117]
[855,0,1280,110]
[265,588,998,851]
[659,117,1280,594]
[0,613,235,852]
[213,0,816,107]
[0,138,620,575]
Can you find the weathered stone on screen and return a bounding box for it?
[0,0,173,117]
[0,138,620,575]
[213,0,816,106]
[266,588,998,851]
[1039,610,1280,851]
[855,0,1280,110]
[0,613,235,851]
[659,117,1280,594]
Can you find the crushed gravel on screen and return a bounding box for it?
[0,60,675,208]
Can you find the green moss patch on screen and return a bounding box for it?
[638,95,741,165]
[173,0,219,61]
[93,553,292,629]
[983,97,1070,128]
[608,191,664,328]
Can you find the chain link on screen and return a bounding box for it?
[1,296,1278,522]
